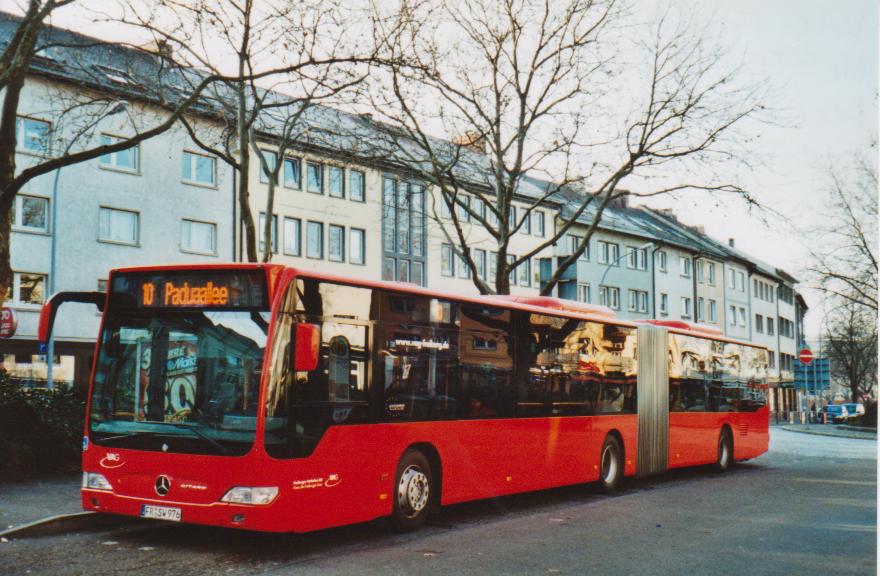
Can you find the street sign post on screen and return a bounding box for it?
[0,307,17,338]
[798,348,814,364]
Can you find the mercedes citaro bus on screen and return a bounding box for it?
[40,264,769,533]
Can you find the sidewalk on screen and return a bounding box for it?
[780,423,878,440]
[0,473,82,531]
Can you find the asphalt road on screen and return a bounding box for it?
[1,428,876,576]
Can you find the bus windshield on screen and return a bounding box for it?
[90,309,269,456]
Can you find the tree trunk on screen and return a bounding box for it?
[262,178,276,263]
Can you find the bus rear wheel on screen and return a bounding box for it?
[599,435,623,493]
[390,449,433,532]
[715,429,733,473]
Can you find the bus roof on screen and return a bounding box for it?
[107,263,766,349]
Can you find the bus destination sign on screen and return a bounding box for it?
[111,271,268,310]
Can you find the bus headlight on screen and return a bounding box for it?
[220,486,278,505]
[82,472,113,491]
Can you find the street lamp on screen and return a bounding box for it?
[46,101,128,390]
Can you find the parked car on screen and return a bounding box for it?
[843,403,865,418]
[824,404,849,423]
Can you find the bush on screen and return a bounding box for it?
[0,369,87,480]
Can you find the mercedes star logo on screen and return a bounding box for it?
[155,475,171,496]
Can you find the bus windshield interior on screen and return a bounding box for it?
[90,309,269,456]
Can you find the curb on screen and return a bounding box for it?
[780,426,877,440]
[0,511,130,540]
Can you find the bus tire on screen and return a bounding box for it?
[599,435,623,493]
[390,449,433,532]
[714,428,733,473]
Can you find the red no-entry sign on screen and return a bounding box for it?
[0,307,17,338]
[798,348,814,364]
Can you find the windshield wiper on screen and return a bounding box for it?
[95,431,158,444]
[167,423,229,456]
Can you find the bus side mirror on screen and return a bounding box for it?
[293,323,320,372]
[39,291,107,344]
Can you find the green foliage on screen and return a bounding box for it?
[0,369,86,479]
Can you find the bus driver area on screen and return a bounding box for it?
[42,264,769,534]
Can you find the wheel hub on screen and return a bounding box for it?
[398,465,429,517]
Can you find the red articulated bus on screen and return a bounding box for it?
[40,264,769,533]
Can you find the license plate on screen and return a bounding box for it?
[141,504,182,522]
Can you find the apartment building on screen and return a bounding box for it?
[0,14,234,386]
[1,14,809,417]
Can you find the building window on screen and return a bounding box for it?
[457,250,471,278]
[11,195,49,232]
[328,166,345,198]
[3,272,46,305]
[98,207,138,245]
[283,157,302,189]
[533,212,545,237]
[697,296,704,321]
[696,260,705,283]
[753,278,759,297]
[728,305,737,326]
[350,170,365,202]
[489,251,498,279]
[508,206,517,232]
[568,235,589,260]
[99,134,139,172]
[708,262,716,285]
[681,297,692,318]
[518,258,531,287]
[578,283,591,303]
[598,241,619,265]
[657,250,667,272]
[472,197,486,221]
[258,150,278,184]
[737,271,745,292]
[708,299,717,323]
[755,314,764,333]
[767,317,775,335]
[182,150,216,186]
[507,254,516,285]
[180,219,216,254]
[283,217,301,256]
[350,228,365,264]
[679,256,691,277]
[456,195,471,222]
[628,289,648,313]
[474,249,487,280]
[660,293,668,316]
[16,116,50,153]
[768,351,776,369]
[307,221,323,259]
[599,286,620,309]
[728,268,736,289]
[328,224,345,262]
[307,162,324,194]
[441,244,454,277]
[382,176,426,285]
[258,212,278,253]
[517,208,530,234]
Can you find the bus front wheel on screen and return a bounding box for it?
[715,428,733,473]
[390,449,433,531]
[599,435,623,493]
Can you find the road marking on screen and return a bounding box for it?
[830,524,877,532]
[791,478,876,486]
[813,498,876,508]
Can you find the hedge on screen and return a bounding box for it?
[0,369,86,480]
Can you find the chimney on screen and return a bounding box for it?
[607,192,629,209]
[452,130,486,153]
[654,207,678,222]
[728,238,735,248]
[145,38,174,59]
[689,225,705,235]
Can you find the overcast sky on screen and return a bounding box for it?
[2,0,876,339]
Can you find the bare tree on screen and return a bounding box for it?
[0,0,231,299]
[119,0,394,262]
[807,148,878,312]
[371,0,763,295]
[824,299,877,403]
